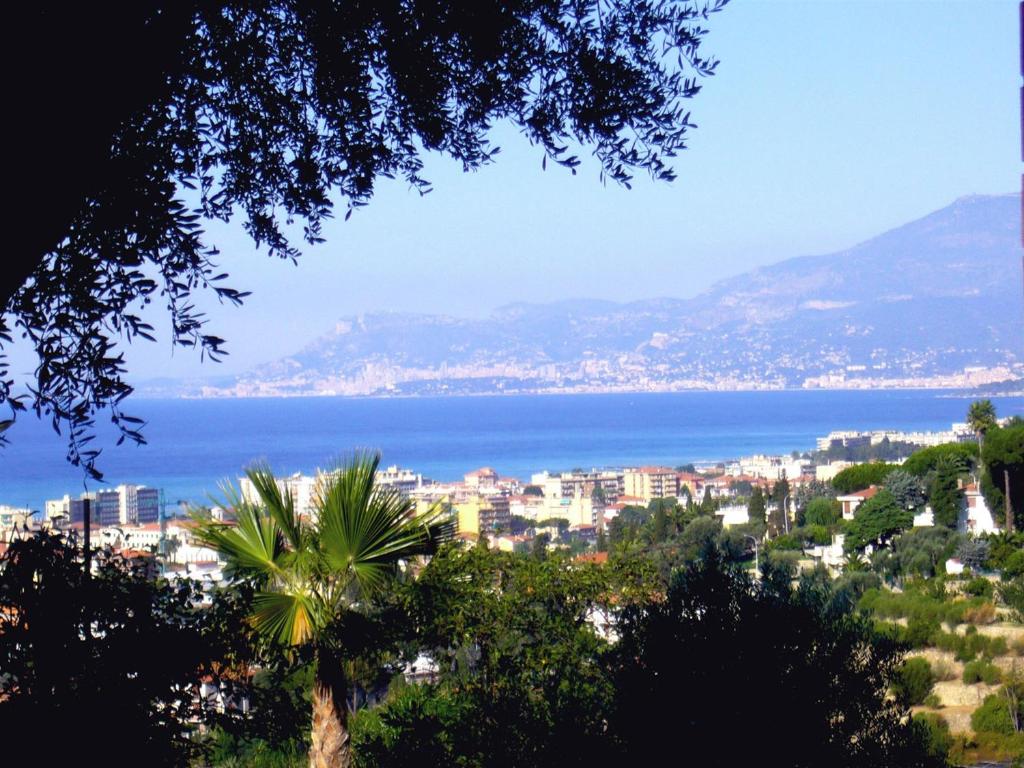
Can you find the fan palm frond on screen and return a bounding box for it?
[316,451,439,596]
[191,481,287,582]
[251,590,324,646]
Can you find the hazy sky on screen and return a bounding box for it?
[14,0,1021,380]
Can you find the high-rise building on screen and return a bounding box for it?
[116,484,160,525]
[95,490,121,527]
[623,467,679,503]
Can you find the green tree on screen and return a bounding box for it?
[651,501,670,543]
[0,532,232,765]
[611,552,941,766]
[891,657,935,707]
[844,490,914,553]
[699,487,717,516]
[768,477,791,537]
[748,486,767,527]
[967,399,998,451]
[885,470,926,511]
[928,456,965,529]
[193,453,441,768]
[795,480,836,525]
[356,544,617,768]
[902,442,977,477]
[804,497,840,527]
[832,463,899,494]
[980,424,1024,531]
[3,1,729,479]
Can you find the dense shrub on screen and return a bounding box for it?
[875,528,957,581]
[904,616,942,649]
[1001,549,1024,580]
[0,532,237,765]
[769,525,831,552]
[999,576,1024,621]
[609,552,941,767]
[981,532,1024,573]
[963,577,994,599]
[962,659,1002,685]
[971,685,1024,737]
[911,713,953,764]
[934,629,1008,663]
[892,658,935,706]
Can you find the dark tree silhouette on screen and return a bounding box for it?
[0,533,242,765]
[4,1,727,478]
[610,552,942,768]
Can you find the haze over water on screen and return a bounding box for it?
[1,390,1021,510]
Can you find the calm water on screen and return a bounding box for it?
[1,391,1021,509]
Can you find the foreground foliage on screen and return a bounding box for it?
[350,546,940,768]
[0,534,226,764]
[193,452,441,768]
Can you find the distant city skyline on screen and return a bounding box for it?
[5,0,1018,381]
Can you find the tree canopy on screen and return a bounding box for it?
[4,1,728,477]
[844,489,914,553]
[832,462,898,494]
[980,424,1024,530]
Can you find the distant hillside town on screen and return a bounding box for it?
[0,418,1005,575]
[147,194,1024,400]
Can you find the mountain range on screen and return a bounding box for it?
[160,193,1024,398]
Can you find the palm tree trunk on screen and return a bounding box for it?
[310,648,351,768]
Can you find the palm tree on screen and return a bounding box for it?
[193,452,441,768]
[967,399,998,451]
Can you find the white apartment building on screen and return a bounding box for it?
[739,455,809,482]
[623,467,678,503]
[240,471,322,520]
[376,465,423,495]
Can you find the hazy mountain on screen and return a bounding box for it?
[178,194,1024,397]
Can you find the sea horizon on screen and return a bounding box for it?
[1,389,1021,512]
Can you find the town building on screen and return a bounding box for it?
[376,465,424,495]
[454,494,511,536]
[240,471,321,520]
[464,467,499,491]
[959,484,999,535]
[623,467,678,503]
[837,486,880,520]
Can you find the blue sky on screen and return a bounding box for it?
[16,0,1022,380]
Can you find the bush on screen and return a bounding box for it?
[999,576,1024,621]
[963,577,994,599]
[912,712,953,764]
[1002,549,1024,580]
[892,658,935,706]
[933,630,1007,663]
[1011,636,1024,657]
[922,693,942,708]
[904,615,941,648]
[962,659,1002,685]
[930,659,958,682]
[961,602,997,626]
[971,687,1024,736]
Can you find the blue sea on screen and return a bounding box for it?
[0,391,1021,510]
